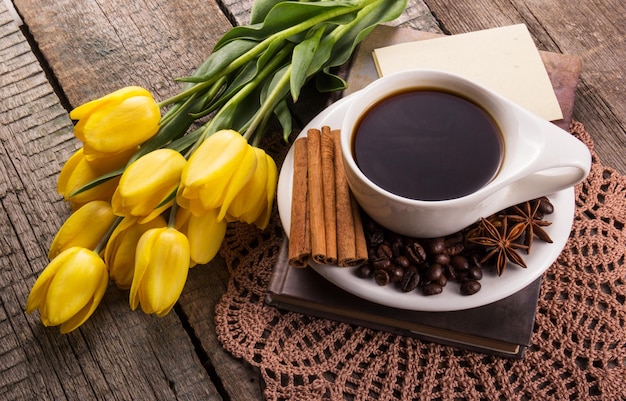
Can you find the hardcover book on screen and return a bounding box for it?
[266,239,541,358]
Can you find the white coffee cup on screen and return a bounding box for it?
[340,69,591,238]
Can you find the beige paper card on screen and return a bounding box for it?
[372,24,563,121]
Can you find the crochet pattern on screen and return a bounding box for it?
[215,122,626,400]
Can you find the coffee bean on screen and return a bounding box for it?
[373,269,390,286]
[356,264,374,278]
[377,244,393,259]
[390,266,405,283]
[424,263,444,282]
[445,264,458,281]
[433,253,450,265]
[404,240,427,264]
[443,237,464,255]
[394,255,410,269]
[372,259,391,271]
[468,266,483,280]
[538,196,554,215]
[429,238,445,254]
[399,268,420,292]
[450,255,469,271]
[422,283,443,296]
[460,280,481,295]
[455,271,470,282]
[434,273,448,287]
[359,200,552,298]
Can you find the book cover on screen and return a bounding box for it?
[266,239,542,358]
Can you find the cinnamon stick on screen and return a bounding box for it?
[306,128,328,264]
[288,137,311,267]
[320,126,338,265]
[331,129,368,266]
[351,195,369,266]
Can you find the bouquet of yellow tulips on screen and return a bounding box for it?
[26,0,407,333]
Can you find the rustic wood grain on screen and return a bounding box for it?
[0,2,225,399]
[14,0,232,106]
[2,0,258,399]
[3,0,624,399]
[421,0,626,174]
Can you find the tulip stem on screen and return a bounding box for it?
[245,64,292,143]
[94,217,123,255]
[168,202,180,228]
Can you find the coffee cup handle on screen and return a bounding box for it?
[503,123,591,205]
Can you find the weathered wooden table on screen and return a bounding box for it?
[1,0,624,399]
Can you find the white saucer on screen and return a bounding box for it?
[277,93,575,311]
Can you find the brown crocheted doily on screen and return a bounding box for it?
[215,122,626,400]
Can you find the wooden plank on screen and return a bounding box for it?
[179,260,267,400]
[0,0,226,400]
[422,0,626,175]
[13,0,232,106]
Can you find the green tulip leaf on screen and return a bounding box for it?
[215,1,357,49]
[180,39,257,83]
[290,26,325,101]
[69,168,124,198]
[315,69,348,93]
[274,99,292,142]
[250,0,283,24]
[324,0,407,69]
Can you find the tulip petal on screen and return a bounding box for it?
[48,201,116,259]
[73,86,160,154]
[217,145,257,220]
[57,148,119,206]
[181,130,249,211]
[26,248,71,314]
[112,149,185,218]
[40,248,107,330]
[187,208,227,264]
[254,153,278,229]
[59,262,109,334]
[129,229,159,311]
[57,149,84,196]
[130,228,190,316]
[84,146,137,173]
[106,216,167,289]
[228,147,268,223]
[70,86,152,121]
[141,229,189,316]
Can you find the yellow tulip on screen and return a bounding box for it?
[84,146,137,172]
[26,247,108,333]
[70,86,160,155]
[227,148,278,229]
[57,148,119,208]
[252,152,278,229]
[48,201,117,259]
[175,207,226,265]
[111,149,186,221]
[177,130,257,215]
[130,227,190,317]
[104,216,167,289]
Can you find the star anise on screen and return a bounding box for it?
[468,217,529,276]
[507,199,553,252]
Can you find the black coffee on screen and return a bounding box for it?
[353,89,503,201]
